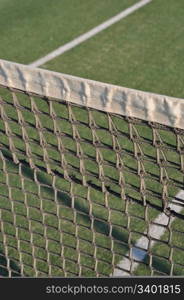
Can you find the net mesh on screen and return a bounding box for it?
[0,60,184,277]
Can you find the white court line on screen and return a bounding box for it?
[112,190,184,277]
[29,0,152,68]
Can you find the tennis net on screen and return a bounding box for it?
[0,59,184,277]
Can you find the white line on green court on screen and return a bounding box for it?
[112,190,184,276]
[29,0,152,68]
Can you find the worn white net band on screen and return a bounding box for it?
[1,59,184,130]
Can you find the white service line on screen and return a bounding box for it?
[112,190,184,277]
[29,0,152,68]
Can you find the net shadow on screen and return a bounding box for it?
[0,250,21,277]
[0,148,130,276]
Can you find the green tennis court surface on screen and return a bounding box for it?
[43,0,184,99]
[0,0,137,64]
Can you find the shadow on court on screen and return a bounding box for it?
[0,250,21,277]
[0,147,178,276]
